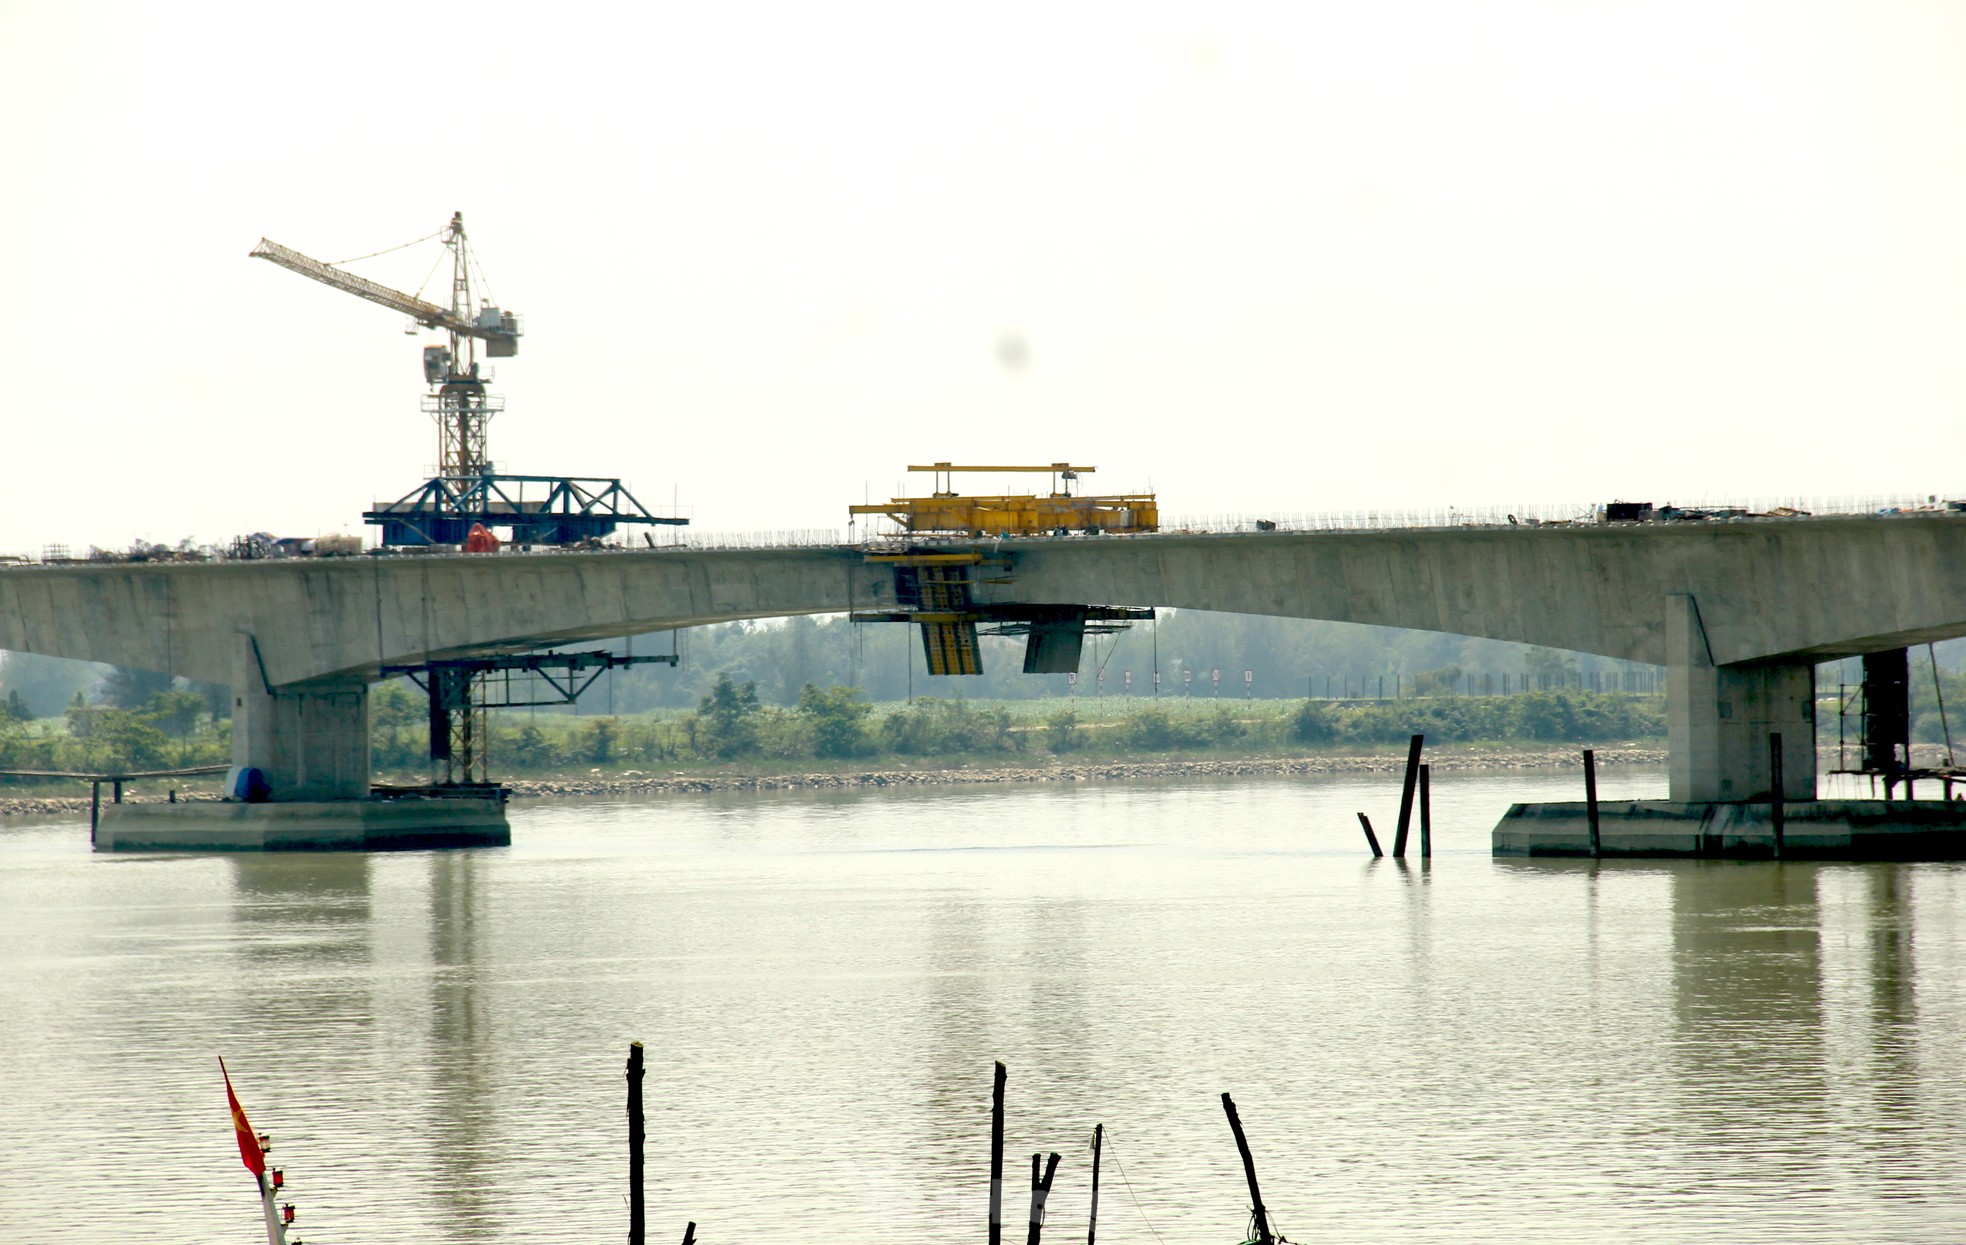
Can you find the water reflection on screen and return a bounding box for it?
[1670,864,1829,1177]
[7,776,1966,1244]
[224,853,375,1024]
[426,852,495,1241]
[1860,867,1923,1175]
[920,895,995,1221]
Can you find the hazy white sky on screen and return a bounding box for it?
[3,1,1964,551]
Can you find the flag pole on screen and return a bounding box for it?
[221,1058,288,1245]
[257,1168,287,1245]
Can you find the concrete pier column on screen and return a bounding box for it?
[1667,594,1815,803]
[232,635,370,801]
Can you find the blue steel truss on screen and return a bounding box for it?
[364,473,688,547]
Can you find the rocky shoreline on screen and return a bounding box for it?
[503,746,1668,799]
[0,747,1668,817]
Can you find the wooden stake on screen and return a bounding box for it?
[628,1042,645,1245]
[990,1061,1007,1245]
[1583,748,1600,859]
[1392,734,1424,856]
[1220,1093,1275,1245]
[1088,1125,1102,1245]
[1418,763,1432,858]
[681,1222,695,1245]
[1356,812,1383,858]
[1028,1151,1061,1245]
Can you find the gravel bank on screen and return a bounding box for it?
[0,747,1668,817]
[502,747,1668,799]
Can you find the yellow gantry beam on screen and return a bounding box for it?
[849,494,1159,535]
[905,462,1095,475]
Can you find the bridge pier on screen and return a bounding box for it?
[94,639,506,850]
[232,635,370,801]
[1666,594,1815,803]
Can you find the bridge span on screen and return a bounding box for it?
[5,513,1964,809]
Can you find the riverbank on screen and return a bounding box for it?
[0,744,1668,816]
[501,744,1667,799]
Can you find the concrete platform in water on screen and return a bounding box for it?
[95,798,510,852]
[1495,799,1966,859]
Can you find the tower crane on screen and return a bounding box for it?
[250,212,520,482]
[249,214,684,549]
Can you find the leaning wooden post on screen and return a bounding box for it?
[1769,732,1785,860]
[1391,734,1424,857]
[1583,748,1601,859]
[1220,1093,1275,1245]
[628,1042,646,1245]
[680,1223,695,1245]
[990,1061,1007,1245]
[1027,1151,1061,1245]
[1087,1125,1102,1245]
[1356,812,1383,858]
[1418,763,1432,858]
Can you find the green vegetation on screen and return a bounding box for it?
[360,686,1665,781]
[32,608,1966,798]
[0,689,230,787]
[0,675,1665,795]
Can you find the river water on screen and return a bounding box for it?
[3,768,1964,1244]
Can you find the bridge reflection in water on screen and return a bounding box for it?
[6,776,1966,1243]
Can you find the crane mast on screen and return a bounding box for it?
[424,212,519,480]
[250,212,522,479]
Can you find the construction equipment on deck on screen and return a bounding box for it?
[850,463,1158,538]
[251,214,685,547]
[365,474,684,547]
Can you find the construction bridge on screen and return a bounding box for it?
[4,513,1966,808]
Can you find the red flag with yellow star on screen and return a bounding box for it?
[219,1057,266,1176]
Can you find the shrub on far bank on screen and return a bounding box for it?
[879,697,1020,757]
[1325,690,1662,745]
[1042,708,1080,754]
[373,684,1669,781]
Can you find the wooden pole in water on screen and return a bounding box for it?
[1392,734,1424,856]
[1419,763,1432,858]
[1220,1093,1275,1245]
[1583,749,1600,859]
[1769,732,1785,860]
[1356,812,1383,857]
[681,1222,695,1245]
[1028,1151,1061,1245]
[1087,1125,1102,1245]
[990,1061,1007,1245]
[628,1042,646,1245]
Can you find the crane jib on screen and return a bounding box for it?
[247,238,517,344]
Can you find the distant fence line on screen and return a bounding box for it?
[1163,493,1960,535]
